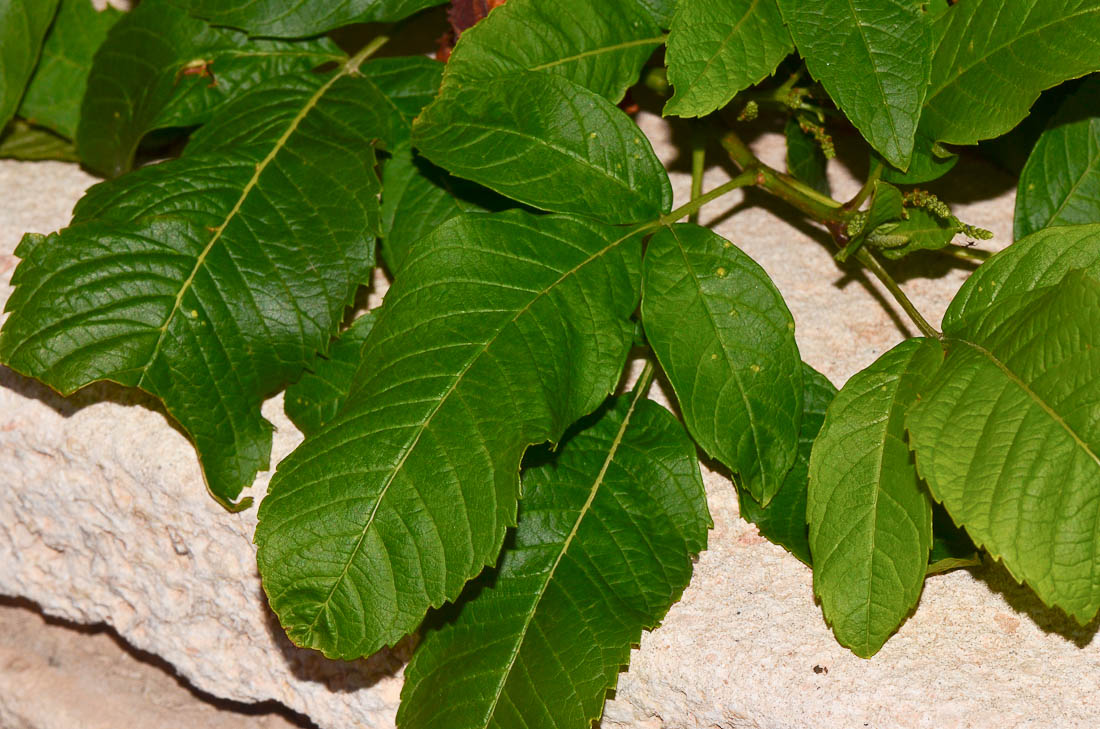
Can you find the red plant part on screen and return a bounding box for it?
[437,0,509,61]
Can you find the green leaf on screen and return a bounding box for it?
[785,116,829,197]
[633,0,676,27]
[445,0,663,103]
[664,0,792,118]
[942,223,1100,333]
[77,0,345,177]
[357,55,444,127]
[808,338,941,657]
[641,223,802,504]
[184,0,447,37]
[878,134,957,185]
[1015,77,1100,239]
[920,0,1100,148]
[398,392,710,729]
[907,270,1100,622]
[413,71,672,224]
[16,0,122,140]
[926,503,980,576]
[872,208,957,261]
[738,362,836,565]
[256,211,643,659]
[285,313,376,438]
[840,180,904,261]
[0,0,59,131]
[380,142,509,277]
[0,68,385,508]
[0,120,78,162]
[777,0,932,169]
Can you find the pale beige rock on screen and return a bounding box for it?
[2,115,1098,729]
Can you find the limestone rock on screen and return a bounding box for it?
[3,120,1099,728]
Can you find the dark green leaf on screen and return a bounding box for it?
[413,71,672,223]
[738,362,836,565]
[0,120,78,162]
[0,68,384,508]
[380,142,509,276]
[285,313,376,437]
[357,55,443,126]
[664,0,792,118]
[185,0,447,37]
[920,0,1100,148]
[445,0,663,103]
[926,503,980,576]
[872,208,957,261]
[0,0,59,131]
[16,0,122,139]
[785,116,829,196]
[642,223,802,504]
[777,0,932,169]
[633,0,676,27]
[256,211,643,659]
[878,134,957,185]
[942,223,1100,333]
[1015,77,1100,239]
[908,270,1100,622]
[808,338,941,657]
[398,392,710,729]
[77,0,345,177]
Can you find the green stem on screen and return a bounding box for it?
[660,170,757,225]
[346,34,390,72]
[845,159,882,210]
[631,360,656,399]
[935,243,992,264]
[855,249,942,339]
[689,136,706,224]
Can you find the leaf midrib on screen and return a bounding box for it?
[527,36,667,73]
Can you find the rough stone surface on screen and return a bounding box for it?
[3,117,1099,728]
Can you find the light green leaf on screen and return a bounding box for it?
[413,71,672,224]
[285,313,376,438]
[920,0,1100,148]
[777,0,932,169]
[445,0,663,103]
[908,270,1100,622]
[0,67,385,508]
[0,0,59,131]
[0,120,78,162]
[16,0,122,140]
[380,142,510,277]
[77,0,345,177]
[1015,77,1100,239]
[642,223,802,504]
[785,116,829,196]
[808,338,941,657]
[634,0,676,27]
[184,0,446,37]
[738,362,836,565]
[398,392,710,729]
[872,208,957,261]
[664,0,792,118]
[256,211,643,659]
[942,223,1100,333]
[840,180,904,261]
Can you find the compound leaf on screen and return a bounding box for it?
[256,211,643,659]
[285,313,376,438]
[0,0,59,131]
[738,362,836,565]
[808,338,941,657]
[445,0,663,103]
[185,0,447,37]
[942,223,1100,333]
[16,0,122,140]
[642,223,802,504]
[0,66,387,508]
[77,0,345,177]
[920,0,1100,148]
[664,0,792,118]
[398,392,710,729]
[908,270,1100,622]
[777,0,932,169]
[1015,77,1100,239]
[413,71,671,224]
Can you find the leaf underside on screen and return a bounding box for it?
[256,210,643,659]
[0,0,59,131]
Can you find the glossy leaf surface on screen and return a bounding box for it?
[0,68,386,507]
[0,0,59,131]
[908,271,1100,622]
[642,223,802,504]
[777,0,932,169]
[256,211,643,659]
[808,338,941,657]
[185,0,447,37]
[399,392,709,729]
[664,0,792,118]
[414,71,672,223]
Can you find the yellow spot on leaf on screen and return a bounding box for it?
[716,267,728,278]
